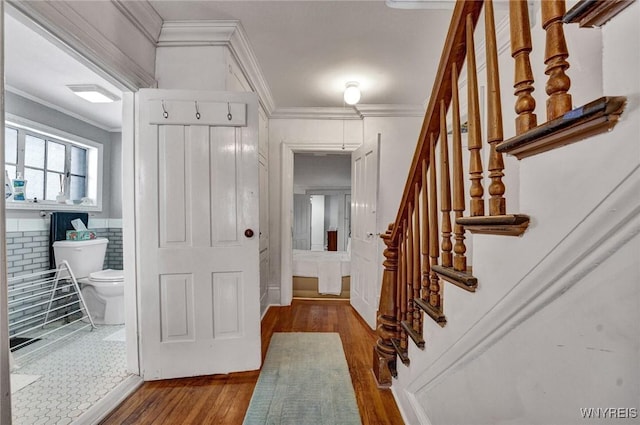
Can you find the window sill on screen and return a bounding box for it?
[6,200,101,213]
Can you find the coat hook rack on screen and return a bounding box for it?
[161,100,169,119]
[195,101,201,120]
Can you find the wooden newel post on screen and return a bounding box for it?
[373,223,399,387]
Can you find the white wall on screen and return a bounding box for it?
[363,116,424,231]
[391,3,640,424]
[155,46,228,90]
[293,154,351,191]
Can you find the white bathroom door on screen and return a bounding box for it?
[135,89,261,380]
[350,135,380,329]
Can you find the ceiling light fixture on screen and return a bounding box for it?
[67,84,120,103]
[343,81,361,105]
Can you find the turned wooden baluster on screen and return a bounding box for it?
[466,13,485,217]
[510,0,537,135]
[412,182,421,331]
[428,134,442,311]
[485,0,507,216]
[373,224,399,386]
[395,231,402,329]
[451,63,467,272]
[420,159,430,300]
[406,207,414,330]
[400,220,408,352]
[439,100,453,268]
[542,0,572,120]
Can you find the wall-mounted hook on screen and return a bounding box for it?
[227,102,233,121]
[161,100,169,119]
[195,101,201,120]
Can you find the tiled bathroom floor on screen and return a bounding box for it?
[10,322,130,425]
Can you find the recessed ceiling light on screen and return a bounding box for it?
[67,84,120,103]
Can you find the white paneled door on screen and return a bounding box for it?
[136,89,261,380]
[350,136,380,329]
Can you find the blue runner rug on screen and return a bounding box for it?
[243,332,362,425]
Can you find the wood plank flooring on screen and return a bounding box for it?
[101,299,404,424]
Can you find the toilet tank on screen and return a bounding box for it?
[53,238,109,278]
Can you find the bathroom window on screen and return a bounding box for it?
[4,118,102,211]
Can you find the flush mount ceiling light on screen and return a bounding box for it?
[343,81,361,105]
[67,84,120,103]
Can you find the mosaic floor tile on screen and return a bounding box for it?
[11,323,130,424]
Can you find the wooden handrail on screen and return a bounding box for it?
[390,1,483,243]
[373,0,626,388]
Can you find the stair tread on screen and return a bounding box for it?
[433,265,478,292]
[413,297,447,327]
[390,338,410,366]
[400,320,425,349]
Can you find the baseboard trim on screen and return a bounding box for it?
[261,303,279,320]
[391,386,434,425]
[267,287,281,306]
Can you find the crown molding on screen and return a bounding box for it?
[111,0,163,45]
[226,22,277,115]
[6,0,157,91]
[157,20,237,46]
[385,0,456,10]
[356,104,426,117]
[270,107,362,120]
[270,104,426,120]
[157,20,276,116]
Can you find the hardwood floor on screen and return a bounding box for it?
[101,299,404,424]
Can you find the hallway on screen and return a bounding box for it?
[101,299,404,424]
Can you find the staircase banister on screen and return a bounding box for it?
[391,0,484,242]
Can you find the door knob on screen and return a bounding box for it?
[244,229,255,238]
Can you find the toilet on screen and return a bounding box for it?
[52,238,125,325]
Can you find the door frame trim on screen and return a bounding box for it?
[280,142,360,305]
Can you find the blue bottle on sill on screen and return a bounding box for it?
[12,172,26,201]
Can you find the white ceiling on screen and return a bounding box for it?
[148,1,453,108]
[4,13,124,131]
[4,1,466,130]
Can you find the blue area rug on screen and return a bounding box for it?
[243,332,362,425]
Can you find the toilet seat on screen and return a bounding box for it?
[89,269,123,283]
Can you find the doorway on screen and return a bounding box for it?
[1,5,141,423]
[280,143,359,305]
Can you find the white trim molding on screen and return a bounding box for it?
[6,0,157,91]
[271,107,362,120]
[158,20,276,115]
[406,164,640,396]
[271,104,426,120]
[356,104,426,117]
[112,0,163,45]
